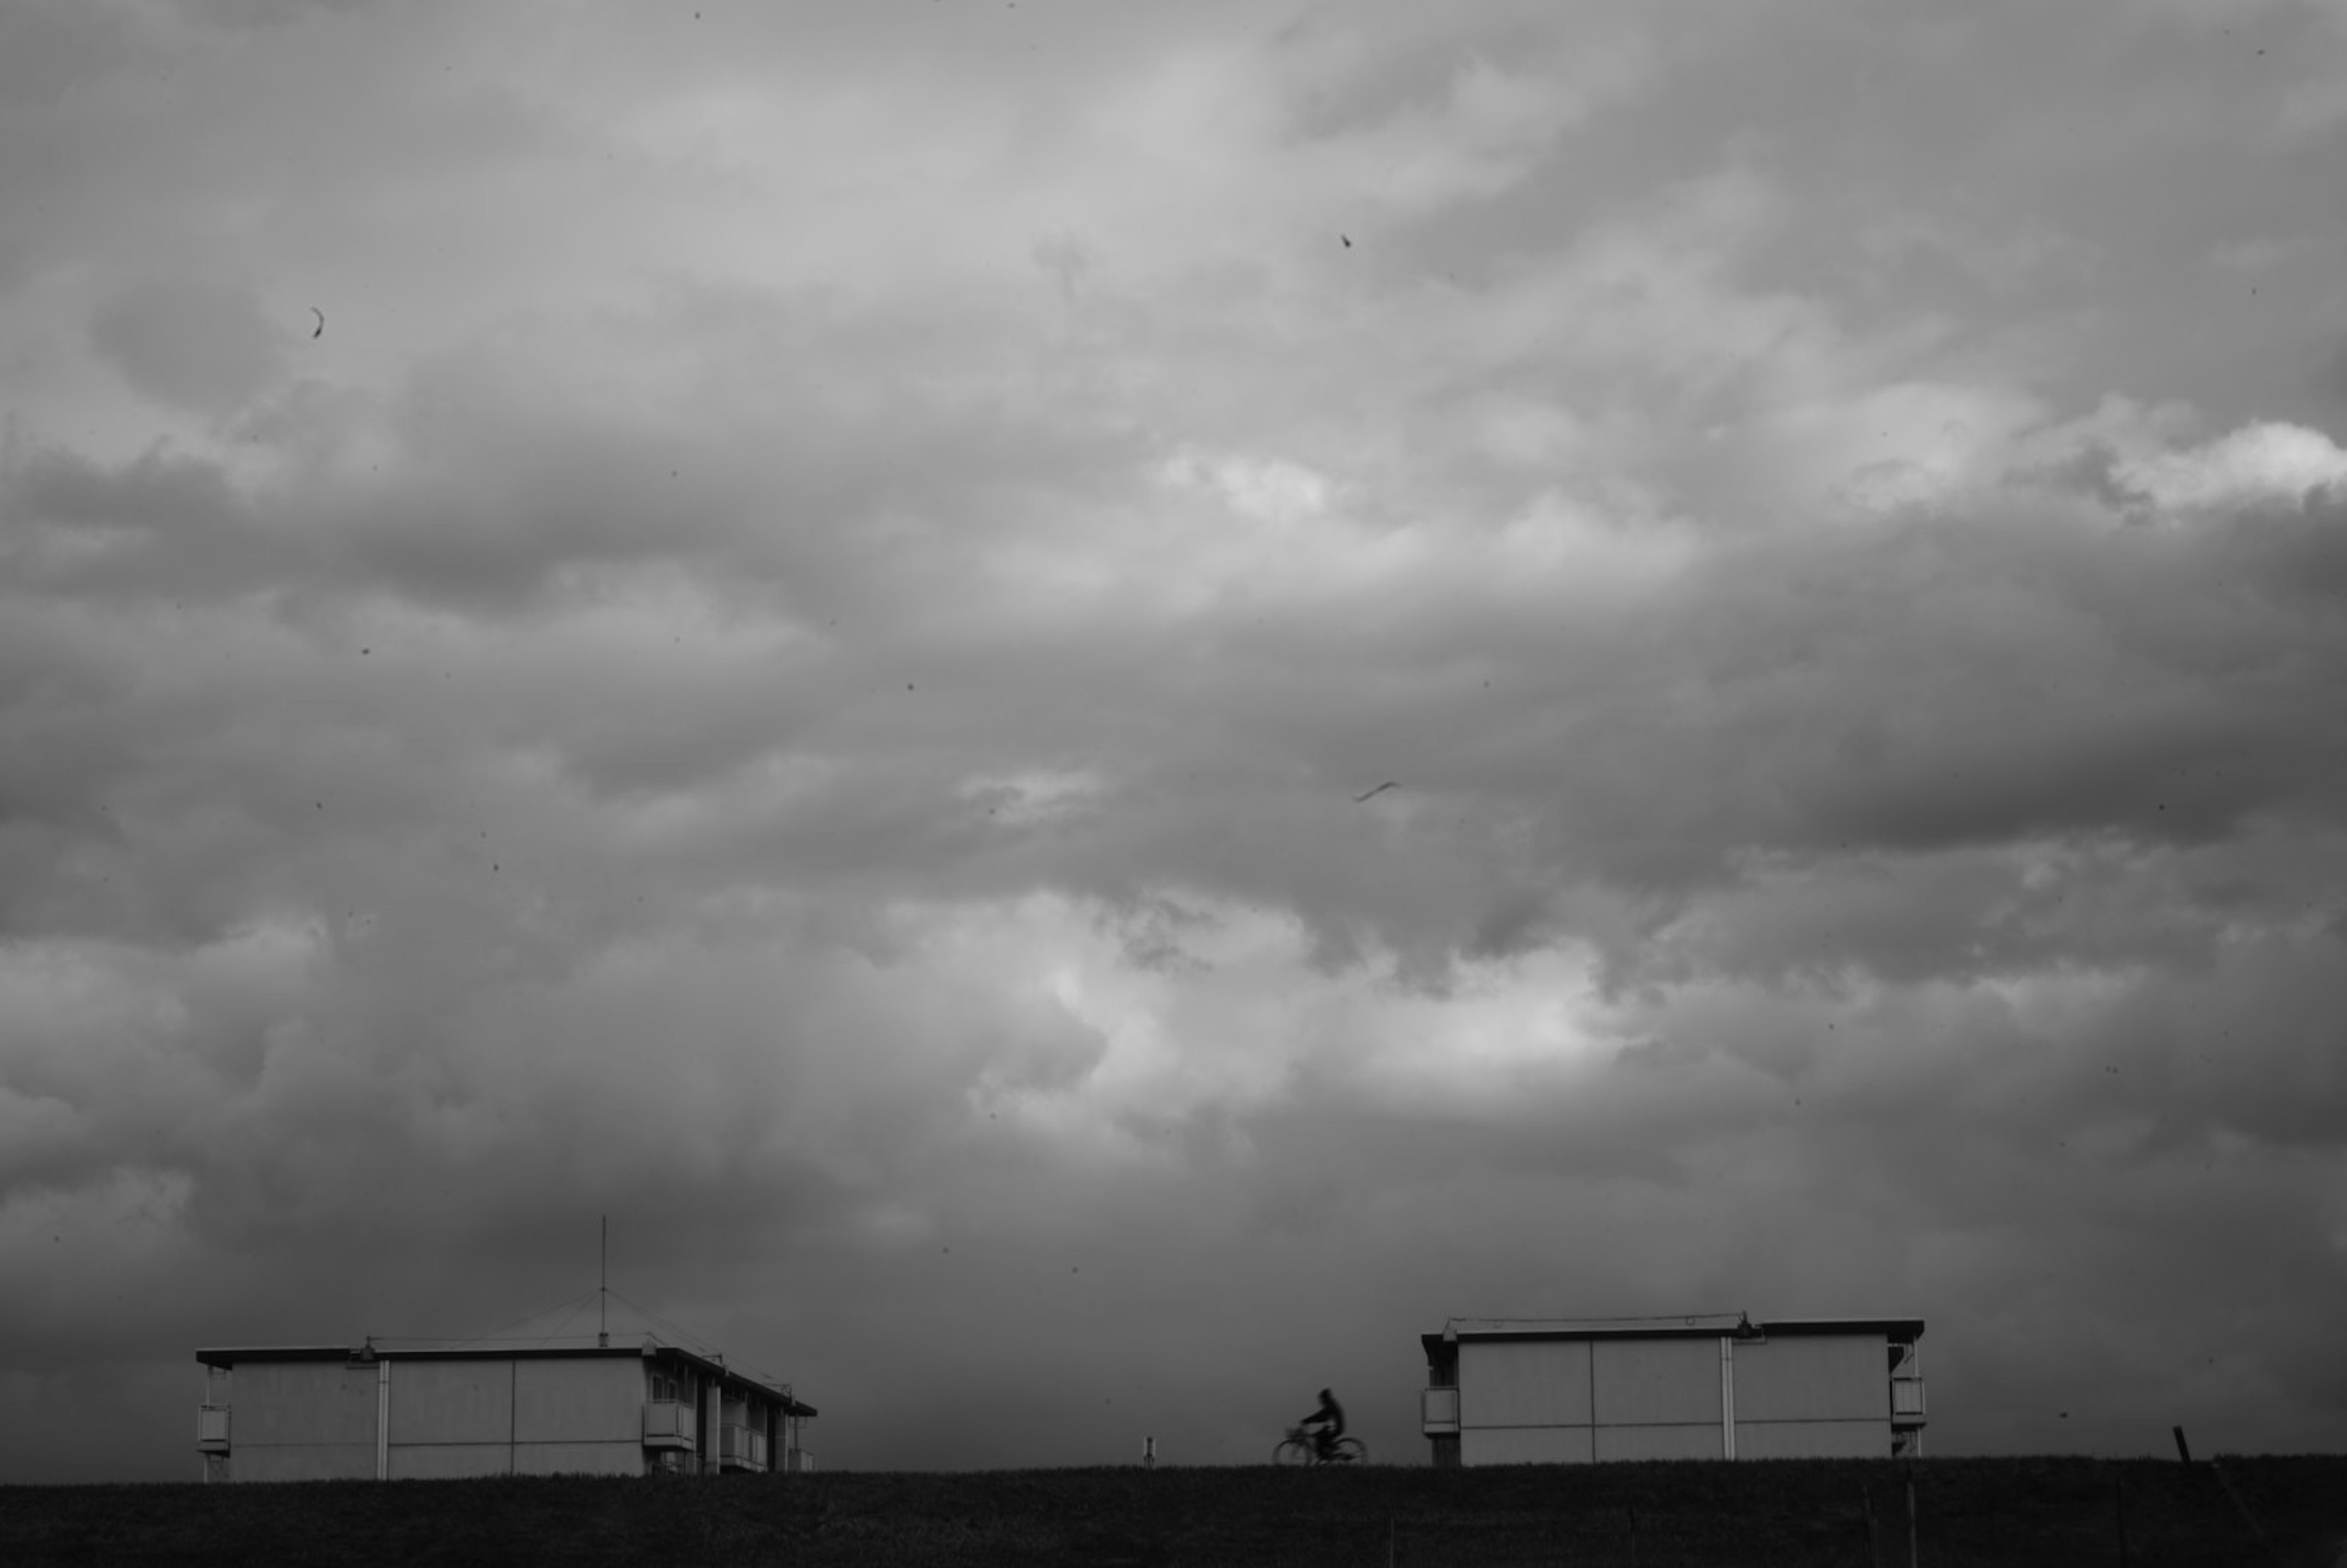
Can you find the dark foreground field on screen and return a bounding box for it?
[3,1455,2342,1567]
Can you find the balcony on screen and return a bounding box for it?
[197,1405,230,1451]
[719,1423,768,1471]
[642,1399,697,1449]
[1891,1379,1927,1425]
[1421,1387,1460,1435]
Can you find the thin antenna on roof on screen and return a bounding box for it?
[598,1216,609,1348]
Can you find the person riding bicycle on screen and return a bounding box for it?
[1299,1388,1346,1462]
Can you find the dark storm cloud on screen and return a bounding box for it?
[87,279,290,419]
[1641,488,2347,859]
[7,372,2344,1086]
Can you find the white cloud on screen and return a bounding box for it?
[1163,446,1335,527]
[1770,379,2053,513]
[2113,420,2347,510]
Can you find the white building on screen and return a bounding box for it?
[196,1335,815,1482]
[1419,1314,1925,1467]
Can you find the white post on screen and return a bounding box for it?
[376,1360,391,1481]
[1720,1336,1737,1460]
[1910,1339,1922,1457]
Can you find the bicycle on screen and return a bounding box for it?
[1273,1426,1368,1466]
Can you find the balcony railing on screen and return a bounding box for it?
[1891,1380,1927,1423]
[1421,1387,1460,1435]
[642,1399,697,1449]
[197,1405,230,1449]
[719,1424,768,1470]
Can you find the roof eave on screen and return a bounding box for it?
[1433,1316,1926,1343]
[196,1342,821,1411]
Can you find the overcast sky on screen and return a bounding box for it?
[4,0,2347,1482]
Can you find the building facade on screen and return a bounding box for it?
[1420,1314,1925,1467]
[196,1338,815,1482]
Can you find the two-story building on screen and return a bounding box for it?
[196,1335,816,1482]
[1419,1314,1925,1466]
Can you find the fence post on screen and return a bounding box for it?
[2115,1467,2129,1567]
[1863,1487,1879,1568]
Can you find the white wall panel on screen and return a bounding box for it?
[1734,1419,1889,1459]
[1594,1423,1722,1462]
[386,1360,515,1446]
[1462,1426,1593,1465]
[1459,1339,1594,1429]
[1732,1335,1886,1423]
[512,1440,643,1476]
[232,1361,377,1448]
[389,1443,515,1479]
[230,1445,375,1481]
[513,1358,640,1445]
[1592,1339,1721,1426]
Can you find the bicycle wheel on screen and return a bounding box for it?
[1330,1437,1368,1465]
[1273,1437,1315,1467]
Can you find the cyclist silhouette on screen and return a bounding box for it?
[1299,1388,1346,1460]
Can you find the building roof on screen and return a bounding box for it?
[194,1338,817,1418]
[1422,1314,1924,1356]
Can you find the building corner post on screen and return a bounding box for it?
[375,1359,391,1481]
[1719,1336,1737,1460]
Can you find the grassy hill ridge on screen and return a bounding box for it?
[4,1454,2342,1566]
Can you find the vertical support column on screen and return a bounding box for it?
[1910,1339,1922,1457]
[1587,1341,1598,1464]
[702,1377,717,1476]
[375,1360,391,1481]
[1719,1336,1738,1460]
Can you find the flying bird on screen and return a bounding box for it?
[309,307,325,339]
[1340,234,1353,248]
[1351,782,1398,803]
